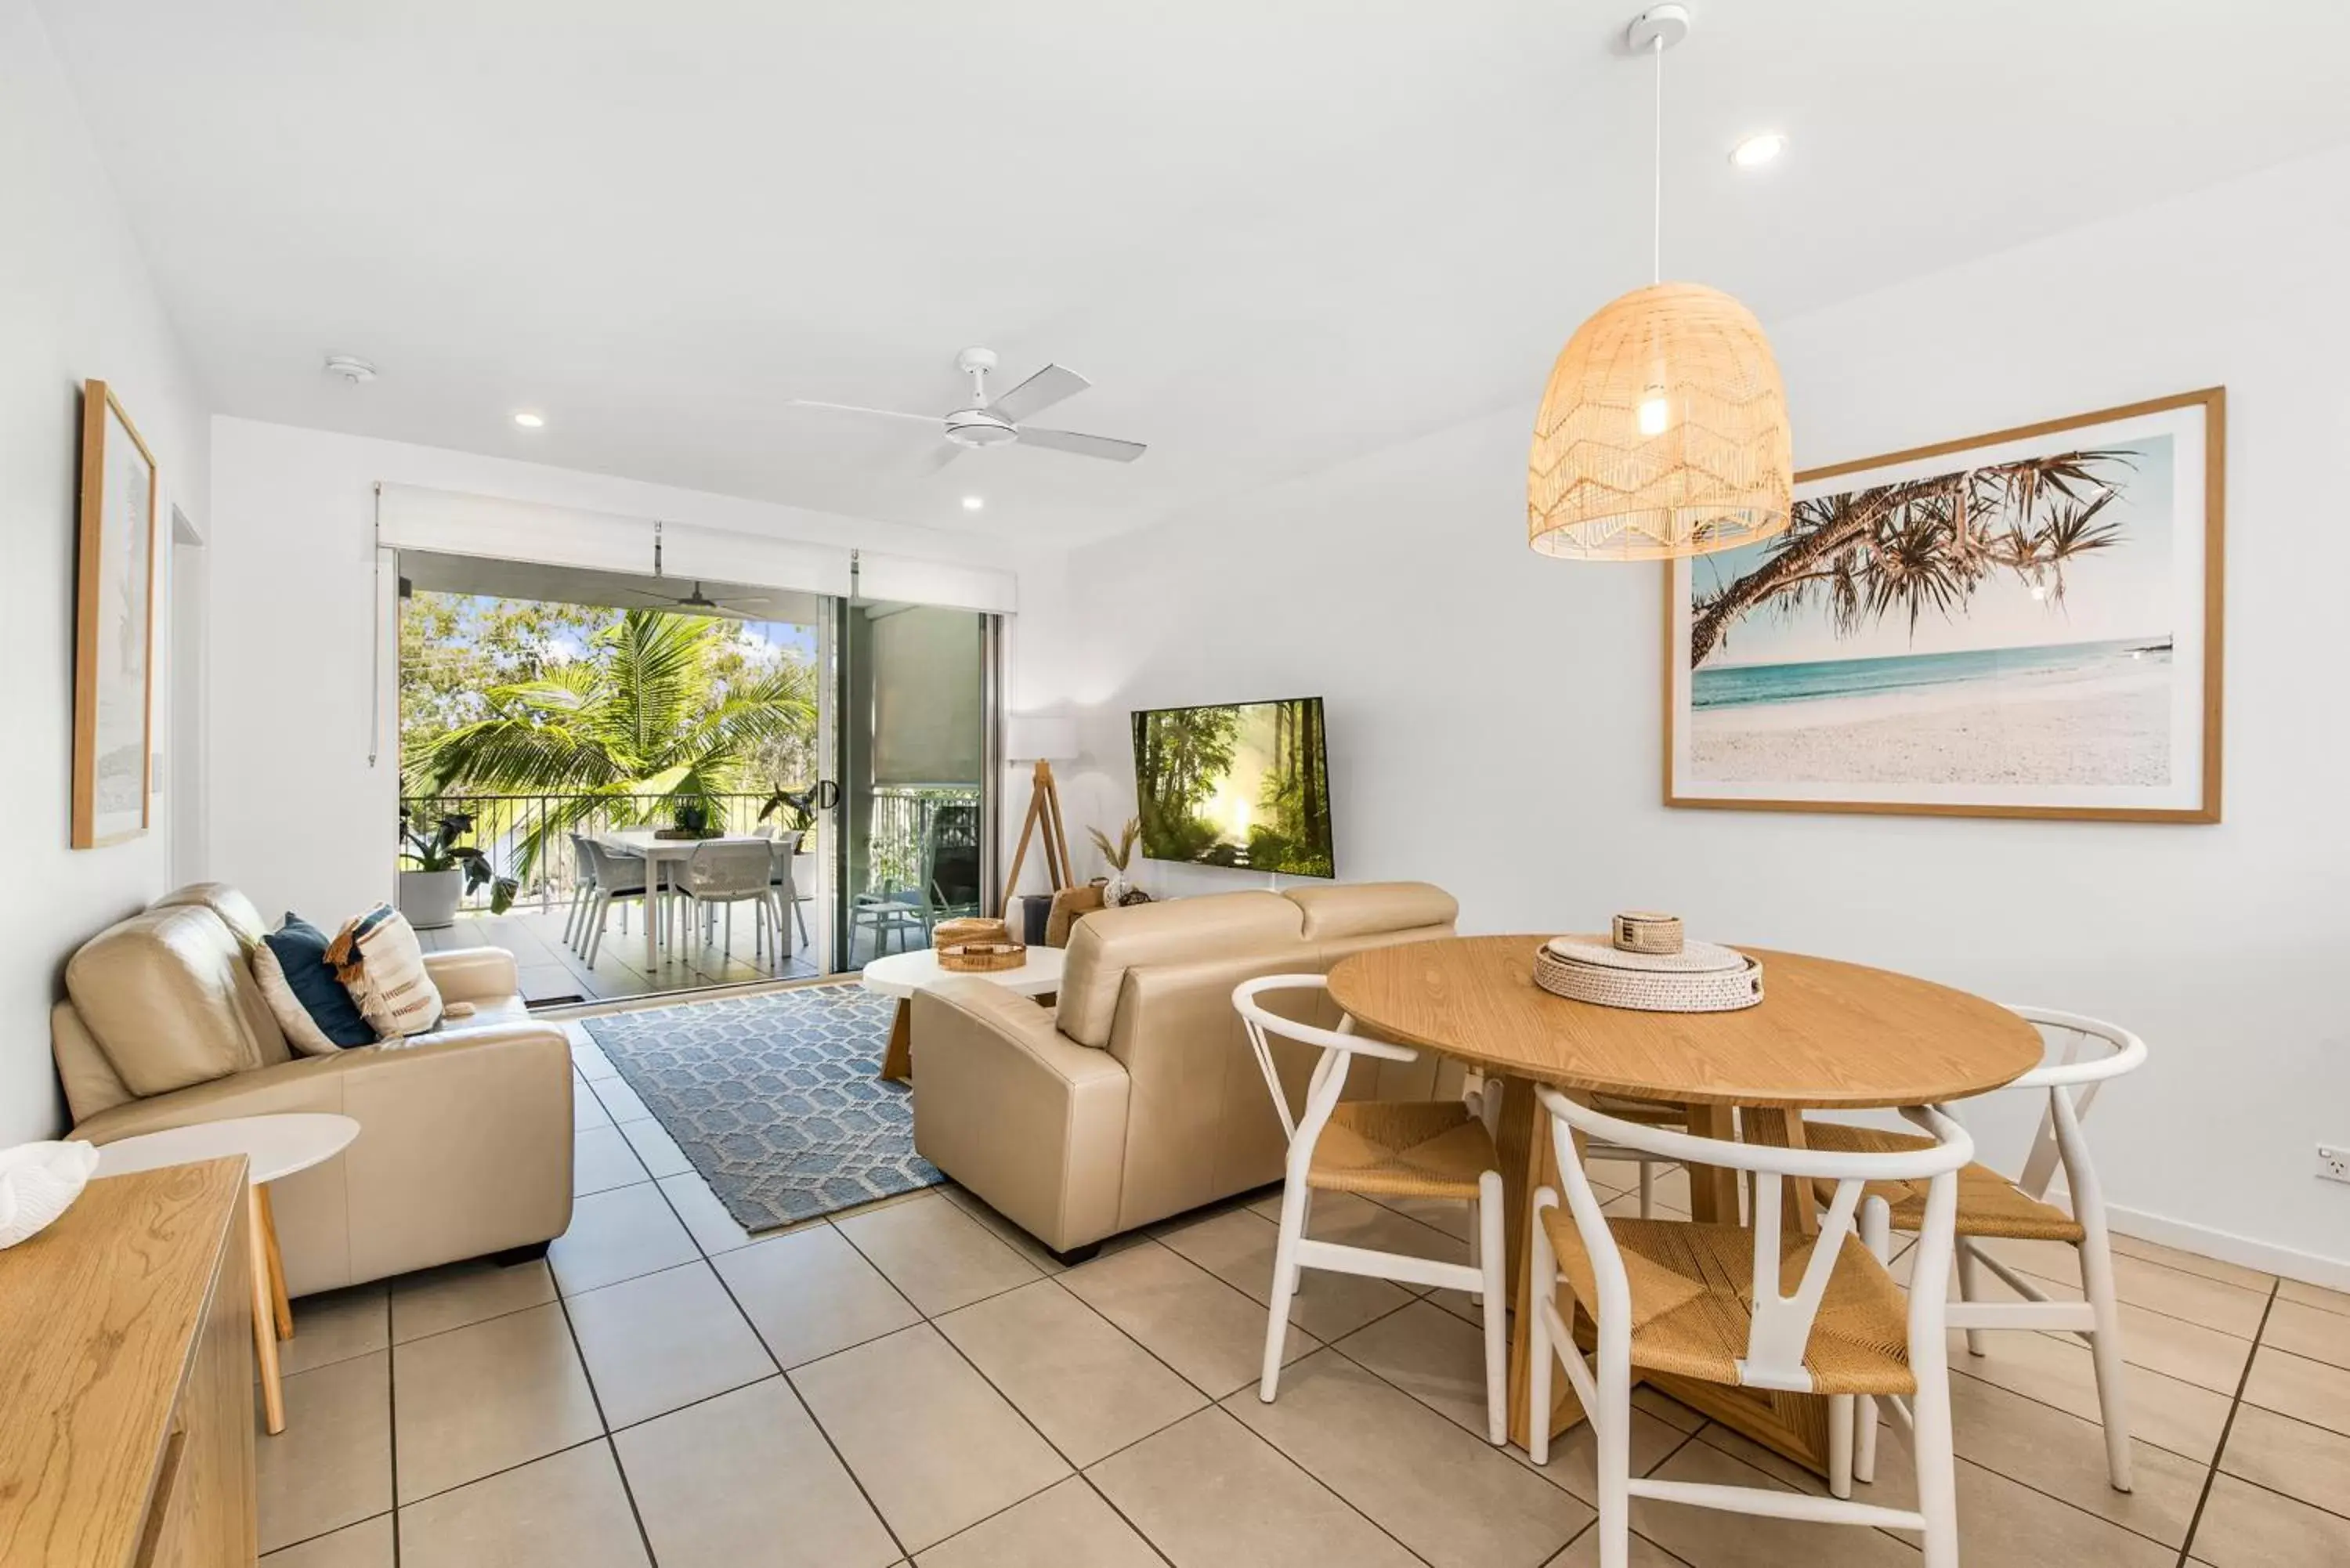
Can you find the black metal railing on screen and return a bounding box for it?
[400,787,981,915]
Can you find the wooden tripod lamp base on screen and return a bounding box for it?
[1000,757,1074,919]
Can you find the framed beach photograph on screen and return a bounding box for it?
[73,379,161,847]
[1665,388,2224,822]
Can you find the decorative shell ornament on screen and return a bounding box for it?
[0,1140,100,1249]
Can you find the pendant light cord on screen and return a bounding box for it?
[1651,33,1664,285]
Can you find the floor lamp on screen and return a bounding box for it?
[1001,715,1077,920]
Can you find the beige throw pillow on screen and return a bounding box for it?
[327,905,444,1039]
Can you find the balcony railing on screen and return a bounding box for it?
[400,787,981,915]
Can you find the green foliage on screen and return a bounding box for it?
[402,605,818,877]
[1691,450,2138,667]
[757,779,841,834]
[1131,699,1332,876]
[396,810,517,913]
[399,594,620,763]
[1132,706,1239,820]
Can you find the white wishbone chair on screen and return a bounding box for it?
[1528,1088,1974,1568]
[1233,974,1509,1443]
[1807,1007,2149,1493]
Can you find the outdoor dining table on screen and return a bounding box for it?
[1325,934,2042,1476]
[596,830,785,966]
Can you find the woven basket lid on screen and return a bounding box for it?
[1543,934,1748,974]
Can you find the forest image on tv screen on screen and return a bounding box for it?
[1130,697,1333,877]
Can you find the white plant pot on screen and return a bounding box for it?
[399,867,464,930]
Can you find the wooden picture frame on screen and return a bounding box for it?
[73,380,161,847]
[1663,388,2225,822]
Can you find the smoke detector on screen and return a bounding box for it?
[324,355,379,384]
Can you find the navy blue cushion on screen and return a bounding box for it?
[262,913,377,1048]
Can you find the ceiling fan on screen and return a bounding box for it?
[620,580,760,620]
[788,347,1146,468]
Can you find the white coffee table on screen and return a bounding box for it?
[862,945,1067,1082]
[96,1112,361,1435]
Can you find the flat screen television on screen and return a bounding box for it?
[1130,696,1334,878]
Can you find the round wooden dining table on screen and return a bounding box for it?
[1326,934,2044,1473]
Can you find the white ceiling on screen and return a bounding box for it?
[39,1,2350,548]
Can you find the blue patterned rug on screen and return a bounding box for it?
[582,984,942,1231]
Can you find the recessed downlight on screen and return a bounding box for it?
[961,495,985,511]
[1730,132,1788,169]
[513,411,545,428]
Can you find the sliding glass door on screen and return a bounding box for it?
[833,602,998,970]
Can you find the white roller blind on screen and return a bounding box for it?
[377,485,856,598]
[663,521,851,598]
[376,484,650,573]
[857,551,1018,613]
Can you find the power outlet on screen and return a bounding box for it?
[2320,1145,2350,1184]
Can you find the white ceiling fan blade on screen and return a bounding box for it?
[1018,426,1147,463]
[986,363,1090,424]
[786,399,941,427]
[919,443,964,474]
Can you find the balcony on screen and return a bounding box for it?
[401,786,981,1004]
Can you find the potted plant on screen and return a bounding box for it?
[1089,817,1143,906]
[396,810,517,930]
[757,780,840,855]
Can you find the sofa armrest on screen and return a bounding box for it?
[73,1023,574,1295]
[422,946,522,1006]
[910,980,1130,1254]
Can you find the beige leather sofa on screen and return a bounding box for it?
[53,883,574,1296]
[911,881,1461,1255]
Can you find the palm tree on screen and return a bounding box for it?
[404,609,816,877]
[1690,450,2135,667]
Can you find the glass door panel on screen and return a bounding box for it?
[835,602,996,970]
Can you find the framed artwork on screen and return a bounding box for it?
[73,380,161,847]
[1665,388,2224,822]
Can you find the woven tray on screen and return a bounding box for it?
[1535,937,1763,1013]
[932,917,1008,948]
[938,940,1028,974]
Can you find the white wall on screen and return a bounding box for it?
[0,0,212,1141]
[1037,146,2350,1283]
[205,417,1044,927]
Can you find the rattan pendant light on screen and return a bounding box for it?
[1528,5,1791,562]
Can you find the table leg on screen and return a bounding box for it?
[1737,1107,1819,1238]
[257,1185,294,1341]
[248,1186,286,1435]
[1678,1102,1743,1223]
[646,860,664,967]
[880,999,913,1082]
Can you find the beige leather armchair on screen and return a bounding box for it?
[52,883,574,1296]
[911,881,1461,1256]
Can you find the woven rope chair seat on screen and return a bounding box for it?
[1542,1212,1918,1397]
[1588,1093,1688,1126]
[1801,1122,2086,1244]
[1307,1100,1497,1201]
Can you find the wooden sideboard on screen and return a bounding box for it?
[0,1158,257,1566]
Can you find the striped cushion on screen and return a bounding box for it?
[328,905,443,1039]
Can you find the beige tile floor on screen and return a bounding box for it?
[256,1035,2350,1567]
